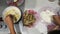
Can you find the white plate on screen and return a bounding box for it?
[19,9,48,34]
[2,6,21,23]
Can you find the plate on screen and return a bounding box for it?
[19,9,48,34]
[2,6,21,23]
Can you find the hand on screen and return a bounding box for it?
[5,15,16,34]
[5,15,13,24]
[53,26,59,30]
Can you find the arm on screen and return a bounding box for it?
[52,15,60,30]
[5,15,16,34]
[53,15,60,25]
